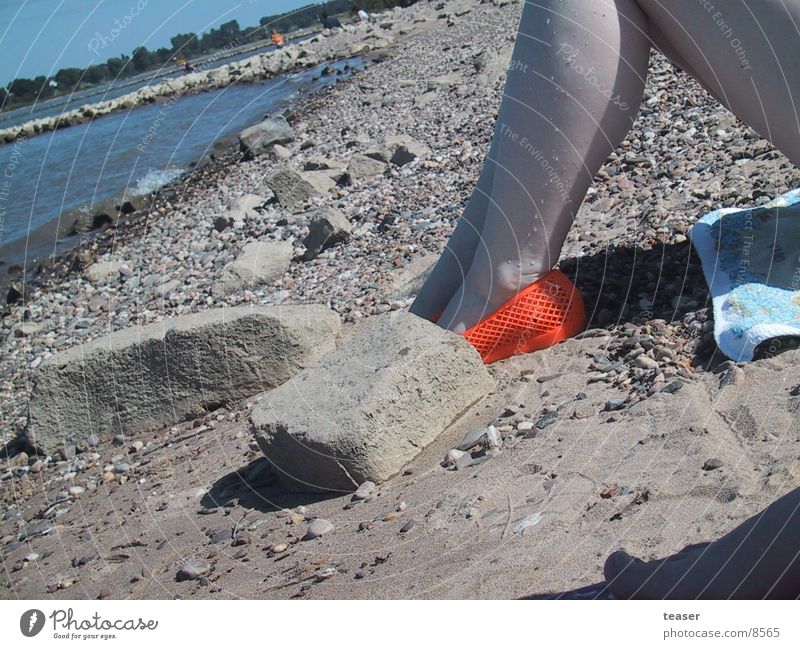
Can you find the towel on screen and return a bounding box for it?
[689,189,800,362]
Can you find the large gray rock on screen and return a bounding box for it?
[212,240,293,297]
[85,261,123,284]
[28,305,340,452]
[346,153,388,183]
[238,116,295,158]
[302,208,352,260]
[390,141,431,167]
[267,168,336,208]
[252,312,494,492]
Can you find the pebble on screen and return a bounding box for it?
[703,458,724,471]
[353,480,376,501]
[176,560,211,581]
[535,412,559,430]
[303,518,335,540]
[604,398,626,412]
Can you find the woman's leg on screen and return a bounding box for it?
[416,0,653,332]
[409,140,498,321]
[605,487,800,598]
[638,0,800,167]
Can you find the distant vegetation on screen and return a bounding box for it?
[0,0,419,111]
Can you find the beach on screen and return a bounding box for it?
[2,0,800,599]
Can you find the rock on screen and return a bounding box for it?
[535,412,559,430]
[390,142,431,167]
[13,322,45,338]
[252,312,494,491]
[303,157,343,172]
[302,208,352,261]
[399,519,415,533]
[457,427,487,452]
[303,518,335,540]
[269,143,291,161]
[212,240,294,297]
[604,398,626,412]
[176,560,210,581]
[267,167,335,208]
[28,305,340,452]
[85,261,122,284]
[413,91,437,108]
[353,480,376,500]
[703,458,724,471]
[347,153,388,183]
[238,116,294,158]
[228,194,265,221]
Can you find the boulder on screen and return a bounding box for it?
[390,141,431,167]
[302,208,352,260]
[212,240,294,297]
[303,157,344,172]
[28,305,340,452]
[347,153,388,183]
[252,312,494,492]
[267,168,336,208]
[238,116,295,158]
[85,261,122,284]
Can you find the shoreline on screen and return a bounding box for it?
[0,55,374,286]
[0,17,404,145]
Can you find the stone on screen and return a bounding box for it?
[85,261,122,284]
[238,115,294,158]
[353,480,376,500]
[267,167,335,208]
[28,305,340,452]
[457,427,488,452]
[390,142,431,167]
[212,240,294,297]
[347,153,388,183]
[252,312,494,491]
[13,322,45,337]
[703,458,724,471]
[176,560,210,581]
[302,208,352,261]
[604,398,626,411]
[303,518,335,540]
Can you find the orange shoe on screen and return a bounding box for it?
[462,269,585,364]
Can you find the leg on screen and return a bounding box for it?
[638,0,800,166]
[436,0,653,332]
[409,139,499,321]
[605,487,800,598]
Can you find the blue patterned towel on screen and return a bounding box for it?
[689,189,800,362]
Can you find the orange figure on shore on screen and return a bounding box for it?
[271,29,285,48]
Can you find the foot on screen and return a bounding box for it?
[604,487,800,599]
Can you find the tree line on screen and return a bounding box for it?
[1,0,419,110]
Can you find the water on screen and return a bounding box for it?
[0,35,322,131]
[0,57,363,270]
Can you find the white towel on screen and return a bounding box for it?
[689,189,800,362]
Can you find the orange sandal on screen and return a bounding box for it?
[462,269,586,364]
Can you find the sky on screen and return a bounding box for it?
[0,0,315,85]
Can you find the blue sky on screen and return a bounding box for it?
[0,0,315,85]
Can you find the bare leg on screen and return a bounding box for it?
[639,0,800,167]
[413,0,800,333]
[605,487,800,598]
[418,0,653,332]
[409,140,498,321]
